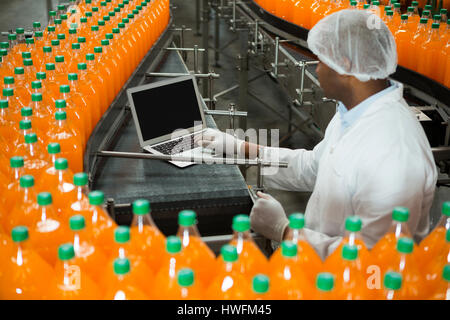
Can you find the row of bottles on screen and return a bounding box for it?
[254,0,450,87]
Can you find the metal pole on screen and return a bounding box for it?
[202,0,210,98]
[195,0,201,36]
[273,36,279,78]
[299,61,306,105]
[229,103,236,130]
[194,44,199,74]
[208,73,215,110]
[214,2,221,67]
[180,25,187,61]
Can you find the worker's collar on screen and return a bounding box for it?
[337,80,398,131]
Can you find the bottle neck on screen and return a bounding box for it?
[56,119,67,128]
[12,167,23,181]
[39,205,50,222]
[232,230,252,255]
[15,243,24,266]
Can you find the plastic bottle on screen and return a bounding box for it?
[68,43,83,74]
[418,23,443,81]
[430,264,450,300]
[0,95,20,141]
[85,53,110,113]
[407,5,420,27]
[13,67,32,107]
[3,80,27,119]
[314,272,337,300]
[29,192,69,266]
[117,22,137,70]
[269,241,314,299]
[46,108,84,173]
[45,63,62,99]
[105,33,126,85]
[22,58,38,85]
[60,83,91,140]
[206,244,252,299]
[228,214,269,277]
[29,92,52,134]
[47,243,102,299]
[0,157,25,222]
[76,63,101,125]
[251,274,271,300]
[0,226,54,299]
[130,199,165,273]
[102,226,154,297]
[383,271,405,300]
[103,257,149,300]
[165,268,203,300]
[409,18,429,71]
[93,46,115,104]
[271,213,322,282]
[65,172,91,224]
[69,214,109,282]
[395,15,412,68]
[176,210,216,287]
[153,236,188,299]
[36,143,70,191]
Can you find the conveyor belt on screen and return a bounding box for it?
[86,20,252,237]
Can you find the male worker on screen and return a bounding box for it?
[195,9,437,259]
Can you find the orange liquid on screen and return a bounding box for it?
[129,224,166,274]
[328,258,372,300]
[163,281,204,300]
[69,78,97,132]
[0,241,55,300]
[77,69,102,125]
[229,238,269,278]
[418,30,443,81]
[395,21,412,68]
[5,185,38,234]
[40,169,76,217]
[28,100,52,134]
[0,167,24,221]
[86,60,110,113]
[206,260,252,300]
[103,272,150,300]
[429,279,450,300]
[153,250,189,299]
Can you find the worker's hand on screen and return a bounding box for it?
[250,191,289,243]
[194,128,245,157]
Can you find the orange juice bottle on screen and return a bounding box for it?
[0,94,20,141]
[314,272,337,300]
[76,62,102,125]
[29,92,52,133]
[384,10,395,34]
[45,63,63,99]
[41,46,54,70]
[34,31,44,56]
[0,157,24,223]
[176,210,216,287]
[77,36,89,60]
[272,213,322,283]
[392,2,401,27]
[207,244,252,299]
[325,216,370,279]
[36,143,67,190]
[250,274,271,299]
[165,268,203,300]
[80,191,116,254]
[117,22,138,71]
[61,83,90,140]
[69,214,109,281]
[122,16,142,65]
[418,23,443,81]
[94,45,115,104]
[430,264,450,300]
[103,257,150,300]
[127,12,145,60]
[55,55,69,86]
[330,244,372,300]
[51,39,64,62]
[36,72,56,109]
[102,226,155,297]
[13,120,46,155]
[30,81,54,121]
[86,53,111,112]
[407,6,420,27]
[409,18,429,71]
[5,175,38,234]
[87,25,102,52]
[47,108,84,173]
[66,28,78,53]
[13,67,32,107]
[0,226,55,299]
[23,59,38,84]
[105,33,126,85]
[54,18,64,36]
[438,39,450,84]
[130,199,166,274]
[29,192,70,266]
[68,43,83,74]
[153,236,188,299]
[395,15,412,67]
[47,243,102,299]
[43,25,57,47]
[20,132,49,179]
[101,38,122,95]
[383,271,406,300]
[65,172,91,224]
[269,241,314,299]
[228,214,269,277]
[370,207,415,275]
[68,73,94,133]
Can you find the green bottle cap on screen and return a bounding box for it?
[407,6,414,12]
[425,4,432,10]
[114,226,130,243]
[252,274,269,294]
[73,172,88,186]
[49,10,56,16]
[8,34,17,41]
[420,18,428,24]
[55,55,64,63]
[122,18,129,24]
[411,0,418,6]
[51,40,60,48]
[92,7,99,12]
[0,42,9,49]
[166,235,182,254]
[12,226,29,242]
[78,36,86,43]
[386,10,394,16]
[221,244,238,263]
[57,4,65,10]
[345,215,362,232]
[4,76,14,85]
[59,84,70,93]
[57,33,65,41]
[103,16,110,22]
[431,22,440,29]
[442,202,450,216]
[55,99,66,108]
[101,39,109,46]
[91,25,99,31]
[0,99,7,108]
[178,210,197,226]
[392,207,409,222]
[101,1,107,6]
[68,28,77,35]
[16,28,24,34]
[119,3,124,8]
[112,28,120,34]
[10,156,24,168]
[80,17,88,23]
[55,158,68,170]
[86,53,95,61]
[132,199,150,215]
[72,43,80,50]
[289,213,305,229]
[61,14,68,20]
[21,107,32,117]
[118,23,125,28]
[36,71,46,79]
[46,63,55,71]
[443,264,450,282]
[396,237,414,254]
[68,73,78,81]
[94,46,103,53]
[0,49,7,57]
[281,241,297,258]
[423,10,430,16]
[384,271,402,290]
[441,9,448,14]
[316,273,335,292]
[19,120,32,130]
[47,26,56,32]
[55,110,67,120]
[114,258,131,275]
[106,33,113,40]
[31,92,42,102]
[372,1,380,5]
[31,80,42,89]
[89,190,104,206]
[434,14,441,21]
[20,175,34,188]
[23,58,33,66]
[98,20,105,26]
[363,4,370,9]
[24,132,37,144]
[177,268,194,287]
[394,3,401,8]
[115,7,120,12]
[14,67,24,75]
[22,51,31,59]
[109,11,116,17]
[132,9,138,14]
[128,13,134,19]
[37,192,52,206]
[2,88,13,96]
[401,14,408,20]
[47,142,60,154]
[58,243,75,261]
[342,244,358,260]
[70,215,86,231]
[232,215,250,232]
[25,38,34,45]
[446,229,450,243]
[35,31,43,38]
[78,62,87,70]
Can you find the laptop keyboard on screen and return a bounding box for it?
[152,135,196,155]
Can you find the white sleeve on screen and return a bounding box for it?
[302,228,343,260]
[261,140,326,192]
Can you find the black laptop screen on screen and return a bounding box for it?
[131,78,203,141]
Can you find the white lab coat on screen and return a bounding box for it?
[262,83,437,260]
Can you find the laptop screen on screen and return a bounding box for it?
[131,78,203,142]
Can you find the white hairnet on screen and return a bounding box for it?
[307,9,397,82]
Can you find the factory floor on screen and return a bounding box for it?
[0,0,448,231]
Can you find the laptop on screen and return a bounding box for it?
[127,75,213,168]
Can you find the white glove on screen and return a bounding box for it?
[250,191,289,243]
[194,128,245,157]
